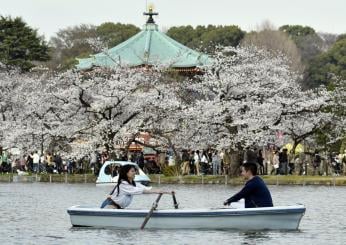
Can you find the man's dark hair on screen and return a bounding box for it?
[242,162,257,175]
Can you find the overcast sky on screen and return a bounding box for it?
[0,0,345,40]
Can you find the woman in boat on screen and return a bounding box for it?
[223,162,273,208]
[101,164,171,209]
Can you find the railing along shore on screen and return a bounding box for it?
[1,174,346,186]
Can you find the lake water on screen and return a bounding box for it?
[0,183,345,245]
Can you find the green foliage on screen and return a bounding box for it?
[279,26,345,89]
[166,25,245,53]
[96,22,140,48]
[279,25,316,39]
[336,33,346,42]
[339,138,346,154]
[279,25,323,62]
[162,165,180,176]
[0,16,50,71]
[48,23,140,71]
[305,38,346,87]
[48,24,98,71]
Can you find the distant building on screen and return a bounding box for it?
[76,7,210,71]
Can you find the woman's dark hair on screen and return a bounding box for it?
[110,164,136,196]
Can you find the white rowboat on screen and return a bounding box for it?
[67,205,305,230]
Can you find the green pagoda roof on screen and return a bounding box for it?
[76,10,210,70]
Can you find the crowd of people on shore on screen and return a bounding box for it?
[1,145,346,177]
[180,149,223,176]
[0,147,158,175]
[245,148,346,176]
[178,147,346,177]
[0,148,84,175]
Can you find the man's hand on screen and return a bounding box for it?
[223,200,230,206]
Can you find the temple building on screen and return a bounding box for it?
[76,7,210,71]
[76,8,210,160]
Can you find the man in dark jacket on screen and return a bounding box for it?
[245,147,258,164]
[279,148,288,175]
[223,162,273,208]
[313,150,321,176]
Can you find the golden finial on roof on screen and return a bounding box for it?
[148,3,154,13]
[144,3,158,24]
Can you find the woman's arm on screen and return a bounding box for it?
[143,189,171,194]
[137,182,171,194]
[119,183,172,195]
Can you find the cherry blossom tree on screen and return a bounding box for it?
[0,64,57,153]
[1,46,345,167]
[155,47,340,160]
[37,66,182,157]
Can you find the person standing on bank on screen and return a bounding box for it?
[101,164,172,209]
[223,162,273,208]
[279,148,289,175]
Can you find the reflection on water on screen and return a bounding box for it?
[0,183,346,244]
[243,231,271,238]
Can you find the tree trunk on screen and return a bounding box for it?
[229,148,243,176]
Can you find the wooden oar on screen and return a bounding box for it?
[172,191,179,209]
[140,193,163,229]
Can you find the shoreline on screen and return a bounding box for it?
[1,173,346,186]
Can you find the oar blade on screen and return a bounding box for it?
[140,193,163,229]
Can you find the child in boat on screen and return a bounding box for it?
[223,162,273,208]
[101,164,171,209]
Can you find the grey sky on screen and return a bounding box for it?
[0,0,345,40]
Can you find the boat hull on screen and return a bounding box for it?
[67,205,305,230]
